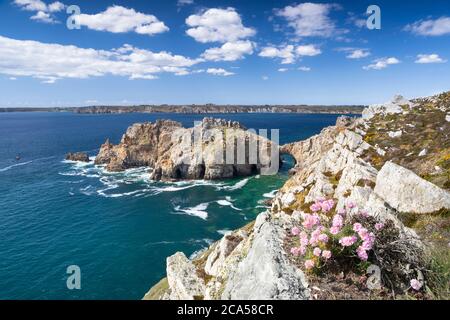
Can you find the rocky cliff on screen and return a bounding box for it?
[144,92,450,300]
[95,117,278,181]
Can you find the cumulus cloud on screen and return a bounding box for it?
[363,57,400,70]
[14,0,65,23]
[201,40,254,61]
[259,44,321,64]
[206,68,234,76]
[0,35,198,83]
[415,54,446,64]
[298,66,311,71]
[276,2,340,37]
[405,17,450,36]
[186,7,255,43]
[74,5,169,36]
[337,48,371,59]
[346,49,370,59]
[296,44,321,56]
[278,68,288,72]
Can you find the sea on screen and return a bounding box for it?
[0,112,344,299]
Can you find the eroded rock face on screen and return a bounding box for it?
[166,252,206,300]
[65,152,89,162]
[221,213,310,300]
[375,161,450,214]
[95,118,278,180]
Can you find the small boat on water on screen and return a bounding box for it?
[15,155,21,161]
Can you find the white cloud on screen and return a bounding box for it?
[0,35,199,83]
[262,75,269,80]
[74,5,169,36]
[296,44,321,56]
[186,7,255,43]
[259,45,295,64]
[14,0,65,23]
[298,66,311,72]
[338,48,371,59]
[276,3,339,37]
[30,10,55,23]
[201,40,254,61]
[259,44,321,64]
[206,68,234,76]
[363,57,400,70]
[278,68,288,72]
[48,1,64,12]
[405,17,450,36]
[415,54,446,64]
[14,0,47,12]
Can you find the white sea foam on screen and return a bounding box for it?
[263,189,278,198]
[0,160,33,172]
[173,203,209,220]
[216,199,242,211]
[217,178,250,191]
[217,229,232,236]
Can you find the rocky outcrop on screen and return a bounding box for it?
[65,152,89,162]
[145,93,449,300]
[362,94,414,120]
[375,161,450,214]
[221,213,310,300]
[166,252,206,300]
[95,118,278,181]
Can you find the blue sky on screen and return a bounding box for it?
[0,0,449,107]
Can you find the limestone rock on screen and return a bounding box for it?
[166,252,206,300]
[221,212,310,300]
[95,118,278,180]
[362,95,413,120]
[374,161,450,213]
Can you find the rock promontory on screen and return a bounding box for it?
[95,118,279,181]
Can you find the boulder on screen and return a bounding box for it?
[374,161,450,213]
[65,152,90,162]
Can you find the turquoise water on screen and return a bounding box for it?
[0,112,342,299]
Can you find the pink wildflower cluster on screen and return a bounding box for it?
[289,198,384,271]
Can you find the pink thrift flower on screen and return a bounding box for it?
[375,223,384,231]
[313,247,322,257]
[359,209,369,217]
[310,203,321,212]
[353,223,363,233]
[410,279,423,291]
[322,250,332,260]
[332,214,344,229]
[356,246,368,261]
[318,233,329,243]
[337,208,347,216]
[290,247,301,256]
[304,259,315,270]
[346,201,356,209]
[321,199,335,212]
[291,226,300,236]
[339,235,357,247]
[330,226,341,235]
[299,246,307,255]
[300,232,309,247]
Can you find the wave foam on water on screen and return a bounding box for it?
[60,158,253,200]
[173,203,209,220]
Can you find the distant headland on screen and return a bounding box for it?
[0,104,365,114]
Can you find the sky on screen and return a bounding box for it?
[0,0,449,107]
